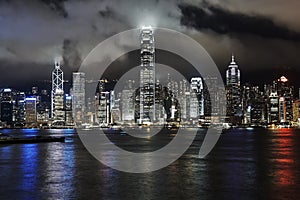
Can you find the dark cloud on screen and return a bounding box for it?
[98,6,114,18]
[179,3,300,41]
[40,0,68,18]
[0,0,300,90]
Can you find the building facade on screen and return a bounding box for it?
[51,61,64,119]
[138,26,156,125]
[226,55,242,124]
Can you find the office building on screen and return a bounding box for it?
[71,72,85,125]
[138,26,155,125]
[226,55,242,123]
[0,88,14,127]
[51,61,64,119]
[25,97,37,127]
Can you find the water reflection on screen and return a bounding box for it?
[0,128,300,199]
[270,129,296,186]
[20,144,38,194]
[44,141,75,199]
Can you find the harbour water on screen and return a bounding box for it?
[0,128,300,200]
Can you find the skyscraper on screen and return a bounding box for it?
[65,94,73,126]
[52,89,65,125]
[269,92,279,124]
[71,72,85,125]
[50,61,66,126]
[121,80,135,122]
[178,79,189,121]
[190,77,204,121]
[95,79,111,127]
[0,88,13,127]
[51,61,64,119]
[277,76,294,123]
[13,91,26,127]
[226,55,242,123]
[25,97,37,127]
[138,26,155,125]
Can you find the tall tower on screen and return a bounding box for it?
[138,26,155,125]
[226,54,242,123]
[71,72,85,125]
[190,77,204,119]
[51,61,64,119]
[0,88,14,127]
[277,76,294,123]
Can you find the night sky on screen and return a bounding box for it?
[0,0,300,91]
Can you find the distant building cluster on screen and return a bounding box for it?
[0,26,299,128]
[225,55,299,128]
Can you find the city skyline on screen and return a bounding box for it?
[0,51,299,128]
[1,2,300,199]
[0,55,298,96]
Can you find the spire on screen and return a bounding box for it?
[55,61,60,69]
[230,53,237,65]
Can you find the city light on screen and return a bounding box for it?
[0,29,298,130]
[279,76,288,83]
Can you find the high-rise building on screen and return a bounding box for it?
[203,76,226,118]
[279,97,286,123]
[138,26,155,125]
[71,72,85,125]
[226,55,242,123]
[98,91,110,126]
[292,100,299,122]
[269,92,279,124]
[65,94,73,126]
[190,77,204,121]
[95,80,111,126]
[121,80,135,122]
[51,61,64,119]
[110,91,121,124]
[25,97,37,127]
[0,88,13,127]
[52,89,65,125]
[277,76,294,123]
[241,85,265,125]
[37,89,50,125]
[13,91,26,127]
[178,79,189,121]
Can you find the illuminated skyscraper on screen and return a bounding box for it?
[13,91,26,127]
[178,79,189,120]
[71,72,85,125]
[190,77,204,120]
[226,55,242,123]
[277,76,294,123]
[122,80,135,121]
[25,97,37,127]
[95,79,111,127]
[292,100,299,122]
[138,26,155,125]
[0,88,13,127]
[51,61,64,119]
[52,89,65,125]
[269,92,279,124]
[65,94,73,125]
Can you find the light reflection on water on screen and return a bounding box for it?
[0,128,300,199]
[269,129,297,188]
[20,144,38,196]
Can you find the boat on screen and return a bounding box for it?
[0,133,65,144]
